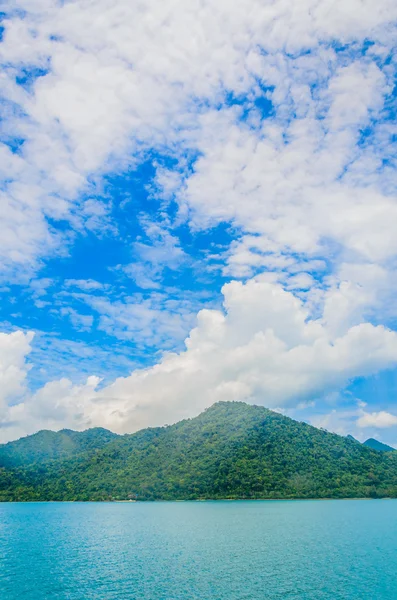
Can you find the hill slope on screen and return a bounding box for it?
[363,438,396,453]
[0,427,119,468]
[1,402,397,501]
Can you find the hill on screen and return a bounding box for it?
[1,402,397,501]
[363,438,396,453]
[0,427,119,468]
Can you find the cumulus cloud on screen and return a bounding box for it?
[3,279,397,441]
[357,411,397,429]
[169,88,396,274]
[1,0,396,277]
[311,406,397,441]
[310,408,362,438]
[0,331,33,421]
[1,0,397,440]
[88,293,197,348]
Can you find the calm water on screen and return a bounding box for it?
[1,500,397,599]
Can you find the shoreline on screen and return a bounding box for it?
[1,496,394,504]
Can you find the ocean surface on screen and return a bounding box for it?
[1,500,397,599]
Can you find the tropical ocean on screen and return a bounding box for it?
[1,500,396,600]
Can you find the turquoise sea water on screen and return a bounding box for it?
[1,500,397,599]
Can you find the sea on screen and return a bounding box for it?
[1,499,397,599]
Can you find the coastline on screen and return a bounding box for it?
[1,496,393,504]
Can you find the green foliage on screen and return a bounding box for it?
[0,427,118,468]
[2,402,397,502]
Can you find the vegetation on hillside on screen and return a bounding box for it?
[0,427,118,468]
[1,402,397,502]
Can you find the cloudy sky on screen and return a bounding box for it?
[1,0,397,444]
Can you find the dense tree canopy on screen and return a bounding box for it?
[1,402,397,502]
[0,427,118,468]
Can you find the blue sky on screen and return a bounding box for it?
[1,0,397,443]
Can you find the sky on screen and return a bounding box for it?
[1,0,397,445]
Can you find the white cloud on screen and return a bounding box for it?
[321,262,397,337]
[169,93,396,274]
[3,279,397,441]
[0,0,396,278]
[323,62,387,130]
[309,405,397,440]
[28,333,137,387]
[59,307,94,332]
[6,375,102,440]
[0,331,33,421]
[85,292,199,348]
[310,408,361,437]
[1,0,397,440]
[124,221,186,289]
[64,279,105,291]
[55,282,211,347]
[357,410,397,429]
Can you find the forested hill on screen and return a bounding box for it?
[363,438,396,453]
[1,402,397,502]
[0,427,118,468]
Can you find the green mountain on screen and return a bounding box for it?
[345,435,395,453]
[1,402,397,502]
[363,438,396,453]
[0,427,118,468]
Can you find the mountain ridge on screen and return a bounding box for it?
[1,402,397,502]
[0,427,119,468]
[345,434,395,452]
[363,438,396,453]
